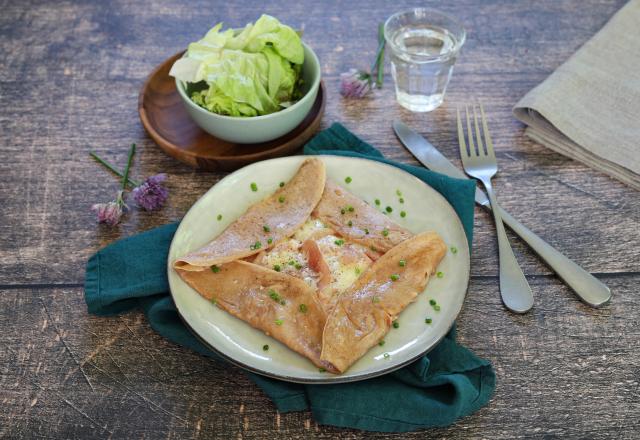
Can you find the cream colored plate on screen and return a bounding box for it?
[167,156,470,383]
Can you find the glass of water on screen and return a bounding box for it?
[384,8,466,112]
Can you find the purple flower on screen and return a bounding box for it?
[339,69,372,98]
[132,173,169,211]
[92,190,127,226]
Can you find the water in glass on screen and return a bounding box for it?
[388,24,460,112]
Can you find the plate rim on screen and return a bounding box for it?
[167,155,471,384]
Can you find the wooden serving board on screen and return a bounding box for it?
[138,52,326,171]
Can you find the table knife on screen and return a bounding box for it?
[393,120,611,308]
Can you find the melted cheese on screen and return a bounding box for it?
[315,235,373,293]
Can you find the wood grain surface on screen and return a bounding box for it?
[1,0,639,438]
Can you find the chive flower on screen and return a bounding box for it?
[92,190,127,226]
[132,174,169,211]
[339,69,372,98]
[339,24,385,98]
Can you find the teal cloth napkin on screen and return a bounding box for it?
[84,123,495,432]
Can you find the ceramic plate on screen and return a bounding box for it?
[167,156,470,383]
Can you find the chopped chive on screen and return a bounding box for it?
[347,205,354,212]
[279,181,285,187]
[378,340,385,346]
[425,318,432,324]
[370,245,378,252]
[399,259,406,267]
[267,238,273,245]
[364,228,370,235]
[396,189,402,196]
[319,367,326,372]
[429,299,437,306]
[299,304,308,313]
[399,197,404,204]
[263,225,270,232]
[451,246,458,254]
[263,344,269,351]
[278,196,285,203]
[210,297,217,305]
[275,319,283,326]
[334,239,344,246]
[400,211,406,218]
[288,260,296,266]
[250,182,258,192]
[250,241,262,250]
[347,220,353,227]
[340,208,346,215]
[345,176,352,184]
[383,353,390,359]
[295,263,303,270]
[279,300,286,305]
[382,228,389,237]
[390,274,399,281]
[375,199,381,206]
[392,321,399,328]
[372,296,381,303]
[273,264,281,272]
[385,206,393,213]
[436,271,444,278]
[434,304,441,311]
[210,265,220,273]
[217,214,222,221]
[355,267,361,275]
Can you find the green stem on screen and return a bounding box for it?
[369,23,386,88]
[376,23,385,88]
[90,151,140,187]
[121,144,136,191]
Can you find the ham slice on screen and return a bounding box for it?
[174,158,326,271]
[320,231,447,373]
[312,181,413,253]
[176,260,338,373]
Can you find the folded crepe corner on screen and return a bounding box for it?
[176,260,339,373]
[174,158,326,271]
[320,231,447,373]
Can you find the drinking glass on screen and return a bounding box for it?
[384,8,466,112]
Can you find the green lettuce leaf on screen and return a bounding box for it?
[170,14,304,117]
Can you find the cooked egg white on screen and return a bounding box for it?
[256,239,318,288]
[293,217,333,241]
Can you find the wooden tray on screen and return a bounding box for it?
[138,52,326,171]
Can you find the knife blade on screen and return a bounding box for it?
[393,121,490,208]
[392,120,611,308]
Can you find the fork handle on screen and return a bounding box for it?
[483,180,534,313]
[496,207,611,307]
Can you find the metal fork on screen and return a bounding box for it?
[457,103,534,313]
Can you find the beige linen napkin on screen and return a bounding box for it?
[513,0,640,190]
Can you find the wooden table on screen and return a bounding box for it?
[2,0,639,438]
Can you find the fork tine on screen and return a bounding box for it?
[456,106,468,159]
[479,102,495,158]
[472,104,485,155]
[465,105,476,156]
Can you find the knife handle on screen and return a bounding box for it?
[497,206,611,307]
